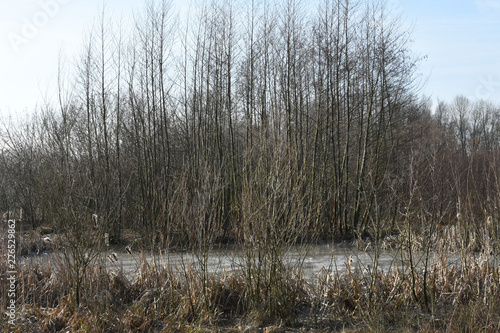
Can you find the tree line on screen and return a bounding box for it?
[1,0,499,249]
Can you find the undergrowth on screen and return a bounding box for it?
[1,244,499,332]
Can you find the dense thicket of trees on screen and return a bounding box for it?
[2,0,500,248]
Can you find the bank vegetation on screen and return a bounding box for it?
[1,0,500,331]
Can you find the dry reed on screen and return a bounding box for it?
[1,241,498,332]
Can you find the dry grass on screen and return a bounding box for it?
[16,229,58,256]
[1,241,499,333]
[1,216,499,332]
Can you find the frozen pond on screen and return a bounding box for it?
[20,242,447,281]
[105,243,406,280]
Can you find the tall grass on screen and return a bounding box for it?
[2,217,499,332]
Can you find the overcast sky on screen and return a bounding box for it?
[1,0,499,123]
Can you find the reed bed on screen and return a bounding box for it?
[1,242,499,333]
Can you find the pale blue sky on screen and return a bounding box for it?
[0,0,142,122]
[401,0,500,104]
[1,0,499,123]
